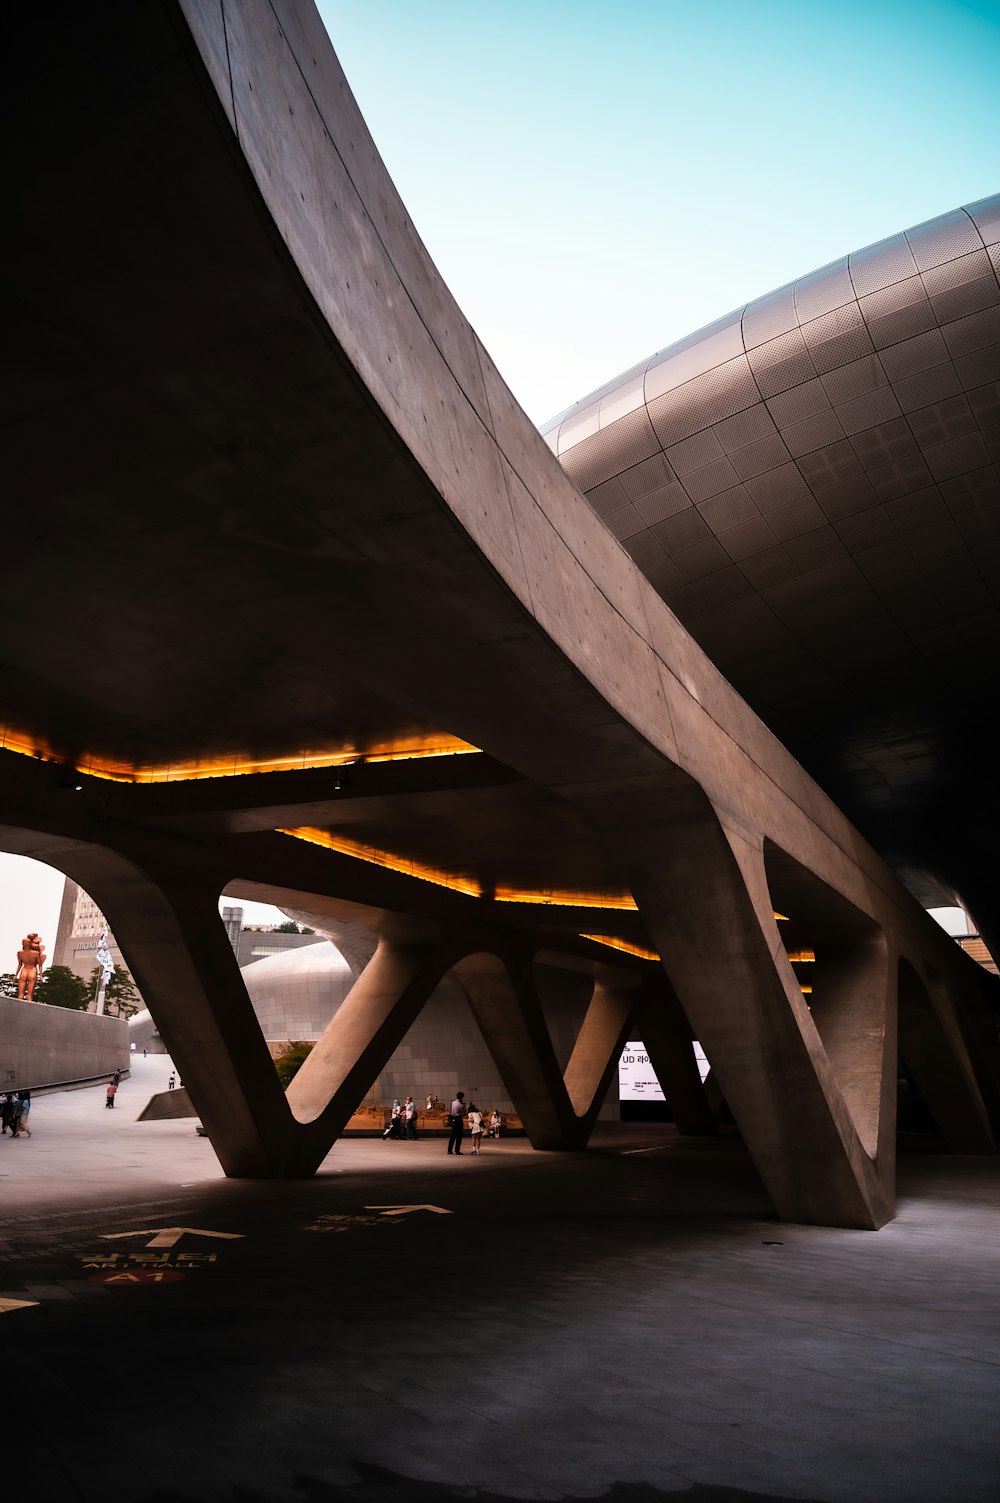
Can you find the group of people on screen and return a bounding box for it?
[381,1092,504,1152]
[382,1095,419,1139]
[448,1094,502,1156]
[0,1091,32,1138]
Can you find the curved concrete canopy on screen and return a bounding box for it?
[545,198,1000,939]
[2,0,997,1224]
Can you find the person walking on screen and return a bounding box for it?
[13,1092,31,1138]
[9,1093,24,1138]
[106,1082,117,1109]
[0,1093,13,1134]
[403,1095,418,1140]
[447,1091,466,1155]
[168,1071,176,1090]
[383,1099,403,1140]
[468,1103,483,1154]
[490,1109,502,1140]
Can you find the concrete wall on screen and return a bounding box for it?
[0,998,129,1091]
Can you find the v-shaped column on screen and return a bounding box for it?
[453,952,638,1149]
[583,784,896,1227]
[86,863,452,1177]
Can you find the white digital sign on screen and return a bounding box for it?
[618,1042,664,1101]
[618,1040,711,1100]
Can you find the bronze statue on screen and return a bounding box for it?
[15,932,45,1001]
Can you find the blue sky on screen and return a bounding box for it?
[4,2,996,962]
[319,0,1000,422]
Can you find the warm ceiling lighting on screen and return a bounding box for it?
[800,984,813,994]
[580,934,660,961]
[277,827,483,897]
[786,949,816,963]
[278,829,647,911]
[495,887,638,910]
[0,726,479,784]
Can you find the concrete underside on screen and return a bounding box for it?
[2,1068,998,1503]
[2,0,999,1228]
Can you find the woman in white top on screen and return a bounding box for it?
[490,1109,501,1139]
[468,1104,484,1154]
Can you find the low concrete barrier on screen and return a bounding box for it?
[0,997,129,1092]
[138,1086,196,1120]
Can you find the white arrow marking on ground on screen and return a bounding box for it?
[0,1297,40,1316]
[364,1204,452,1217]
[100,1227,245,1248]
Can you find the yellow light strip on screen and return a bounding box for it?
[800,984,813,994]
[279,828,648,911]
[774,912,789,922]
[277,826,483,897]
[786,949,816,963]
[580,933,661,962]
[0,726,479,785]
[495,887,638,910]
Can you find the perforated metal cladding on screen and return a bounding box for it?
[966,195,1000,245]
[559,405,659,491]
[545,195,1000,816]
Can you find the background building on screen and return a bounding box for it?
[52,878,132,1003]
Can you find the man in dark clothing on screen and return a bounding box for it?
[447,1091,465,1155]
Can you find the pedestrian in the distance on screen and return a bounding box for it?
[168,1071,176,1090]
[403,1095,418,1140]
[9,1094,24,1137]
[447,1091,465,1155]
[0,1093,13,1134]
[468,1103,483,1155]
[490,1109,502,1140]
[106,1082,117,1109]
[143,1046,148,1059]
[15,1091,31,1138]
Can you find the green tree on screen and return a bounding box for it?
[275,1041,313,1088]
[275,920,302,933]
[0,972,18,997]
[35,964,90,1010]
[88,965,141,1021]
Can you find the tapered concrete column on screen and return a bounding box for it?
[286,935,448,1152]
[584,786,895,1227]
[87,872,296,1178]
[808,938,893,1159]
[454,952,576,1148]
[562,970,639,1129]
[898,960,995,1154]
[636,985,718,1136]
[454,954,640,1149]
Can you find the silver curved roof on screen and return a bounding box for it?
[545,195,1000,903]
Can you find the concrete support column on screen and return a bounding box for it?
[898,960,995,1154]
[454,954,638,1149]
[635,984,718,1136]
[91,872,296,1178]
[584,785,895,1227]
[285,935,448,1159]
[454,952,576,1149]
[562,969,639,1128]
[808,938,893,1159]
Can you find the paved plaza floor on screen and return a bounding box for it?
[1,1062,999,1503]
